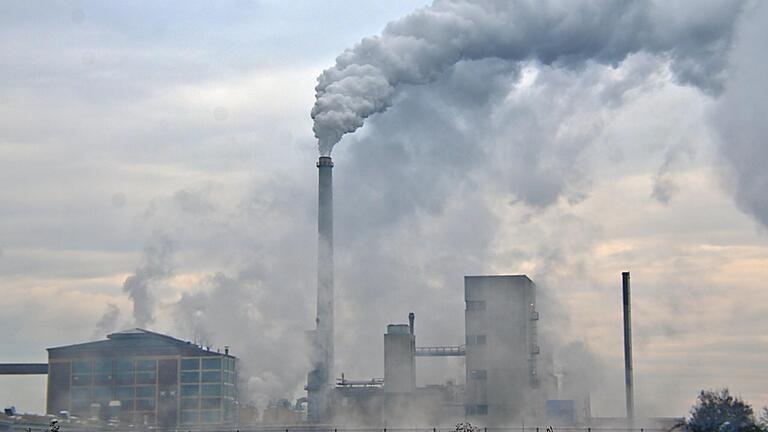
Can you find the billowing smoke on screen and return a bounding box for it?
[311,0,743,155]
[712,2,768,228]
[122,235,174,328]
[92,303,120,339]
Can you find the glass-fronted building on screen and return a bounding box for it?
[46,329,237,428]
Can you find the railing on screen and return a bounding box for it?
[4,425,678,432]
[415,346,466,357]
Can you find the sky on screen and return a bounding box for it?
[1,0,767,420]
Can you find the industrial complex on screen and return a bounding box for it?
[0,156,641,430]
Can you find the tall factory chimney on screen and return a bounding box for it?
[307,156,335,423]
[622,271,634,422]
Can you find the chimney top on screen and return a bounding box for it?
[317,156,334,167]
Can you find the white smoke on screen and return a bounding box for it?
[122,235,174,328]
[92,303,120,339]
[712,1,768,229]
[311,0,744,155]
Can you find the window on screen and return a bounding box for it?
[200,410,221,423]
[181,385,199,397]
[465,404,488,415]
[469,369,487,379]
[180,410,198,424]
[466,334,487,345]
[93,387,112,401]
[466,300,486,311]
[135,399,155,411]
[136,359,156,371]
[201,358,221,370]
[72,361,91,374]
[181,371,199,383]
[71,387,90,400]
[180,398,198,410]
[201,398,221,409]
[116,387,133,399]
[119,399,133,411]
[136,386,155,398]
[71,400,90,413]
[72,374,91,386]
[94,374,113,385]
[201,371,221,383]
[116,372,133,385]
[201,384,221,397]
[136,371,156,384]
[181,358,199,370]
[115,359,133,372]
[94,359,112,373]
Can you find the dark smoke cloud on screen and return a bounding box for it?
[122,234,173,328]
[713,2,768,229]
[312,0,744,155]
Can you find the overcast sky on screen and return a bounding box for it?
[1,0,766,419]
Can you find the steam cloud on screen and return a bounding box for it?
[122,235,174,328]
[712,2,768,229]
[311,0,743,155]
[92,303,121,339]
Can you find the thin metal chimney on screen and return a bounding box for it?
[308,156,334,423]
[409,312,415,335]
[622,271,634,422]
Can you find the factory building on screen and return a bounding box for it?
[45,329,237,428]
[329,274,544,426]
[464,275,540,422]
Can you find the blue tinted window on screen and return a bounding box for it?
[94,359,111,373]
[71,400,90,413]
[93,387,112,400]
[181,385,199,397]
[136,386,155,398]
[201,398,220,409]
[135,399,155,411]
[71,387,90,400]
[200,410,221,423]
[180,410,198,424]
[181,358,199,370]
[116,387,133,399]
[71,374,91,386]
[116,372,133,385]
[180,398,198,409]
[201,384,221,397]
[72,361,91,374]
[115,359,133,371]
[136,360,156,371]
[181,371,199,383]
[201,371,221,383]
[94,374,113,385]
[201,358,221,370]
[136,372,156,384]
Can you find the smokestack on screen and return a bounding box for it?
[622,271,634,422]
[408,312,415,335]
[308,156,334,422]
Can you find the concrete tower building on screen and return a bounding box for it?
[464,275,539,424]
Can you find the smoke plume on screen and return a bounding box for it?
[122,235,174,328]
[92,303,121,339]
[712,1,768,229]
[311,0,743,155]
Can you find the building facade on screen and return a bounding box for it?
[46,329,237,428]
[464,275,539,423]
